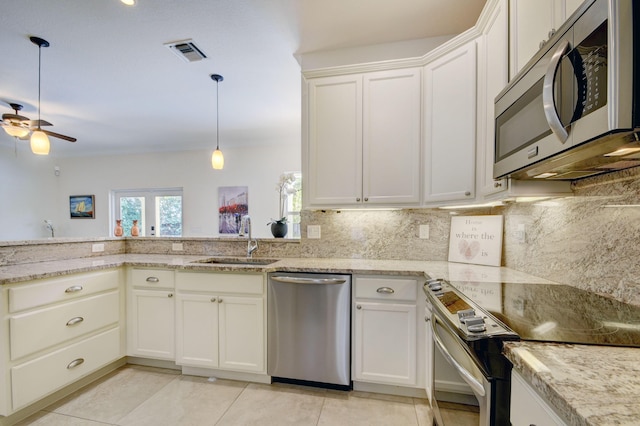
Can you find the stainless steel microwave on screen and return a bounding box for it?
[494,0,640,180]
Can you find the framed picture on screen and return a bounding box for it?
[70,195,95,219]
[218,186,248,234]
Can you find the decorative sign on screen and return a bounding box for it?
[448,215,503,267]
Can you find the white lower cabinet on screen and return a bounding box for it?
[127,268,176,360]
[175,272,266,374]
[511,370,567,426]
[1,269,124,417]
[353,276,422,387]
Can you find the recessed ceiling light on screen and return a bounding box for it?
[121,0,135,6]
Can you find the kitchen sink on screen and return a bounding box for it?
[190,257,279,266]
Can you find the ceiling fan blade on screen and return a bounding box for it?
[41,129,77,142]
[2,113,30,122]
[26,119,53,127]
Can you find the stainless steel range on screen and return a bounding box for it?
[424,277,640,426]
[424,279,518,426]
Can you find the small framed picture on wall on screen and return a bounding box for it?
[70,195,95,219]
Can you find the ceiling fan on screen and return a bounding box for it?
[0,102,76,143]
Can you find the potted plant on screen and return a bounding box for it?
[268,173,298,238]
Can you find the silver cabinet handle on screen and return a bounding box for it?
[146,277,160,283]
[211,297,217,302]
[364,197,369,202]
[356,197,361,202]
[376,287,395,294]
[432,317,485,397]
[271,276,347,285]
[543,38,571,143]
[168,293,173,298]
[218,298,223,303]
[67,358,85,369]
[66,317,84,326]
[465,191,471,196]
[65,285,83,293]
[494,181,502,188]
[356,305,362,309]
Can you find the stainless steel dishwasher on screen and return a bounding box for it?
[267,272,351,390]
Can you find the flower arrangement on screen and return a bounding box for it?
[268,172,298,225]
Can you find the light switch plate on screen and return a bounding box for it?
[307,225,321,239]
[91,243,105,253]
[419,225,430,239]
[172,243,184,251]
[515,224,526,243]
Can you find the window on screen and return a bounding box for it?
[112,188,183,237]
[284,172,302,238]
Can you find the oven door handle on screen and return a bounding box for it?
[543,38,571,143]
[432,318,486,397]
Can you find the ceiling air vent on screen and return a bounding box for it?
[164,39,207,63]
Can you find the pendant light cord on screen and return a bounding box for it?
[37,44,42,131]
[216,79,220,150]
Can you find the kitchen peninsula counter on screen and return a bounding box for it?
[503,341,640,426]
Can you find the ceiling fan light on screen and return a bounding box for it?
[3,125,30,138]
[30,130,50,155]
[211,149,224,169]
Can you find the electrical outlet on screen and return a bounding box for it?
[91,243,105,253]
[515,224,526,243]
[172,243,184,251]
[419,224,430,239]
[307,225,321,239]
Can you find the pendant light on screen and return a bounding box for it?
[30,36,50,156]
[210,74,224,170]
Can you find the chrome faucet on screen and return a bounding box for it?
[240,215,258,258]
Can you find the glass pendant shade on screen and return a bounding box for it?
[30,130,50,155]
[3,125,30,138]
[211,148,224,169]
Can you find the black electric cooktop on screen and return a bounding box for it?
[448,280,640,347]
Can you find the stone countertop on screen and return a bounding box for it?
[503,341,640,426]
[0,254,554,285]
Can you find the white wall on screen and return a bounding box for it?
[52,143,300,239]
[0,144,60,240]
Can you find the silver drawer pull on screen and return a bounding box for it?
[65,285,83,293]
[168,293,173,298]
[67,358,85,369]
[376,287,395,294]
[66,317,84,326]
[146,277,160,283]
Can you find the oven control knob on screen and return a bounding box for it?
[457,309,476,322]
[464,316,485,326]
[428,283,442,291]
[468,323,487,333]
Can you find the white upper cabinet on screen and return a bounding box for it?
[510,0,586,78]
[477,0,509,197]
[305,68,421,208]
[423,40,477,204]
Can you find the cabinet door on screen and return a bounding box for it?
[363,68,421,205]
[424,40,477,204]
[477,0,509,197]
[354,302,417,385]
[218,296,265,373]
[509,0,560,77]
[511,370,567,426]
[307,75,363,207]
[128,289,175,360]
[175,293,219,368]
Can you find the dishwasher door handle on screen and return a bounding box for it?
[270,276,347,285]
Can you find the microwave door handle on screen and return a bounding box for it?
[543,39,571,143]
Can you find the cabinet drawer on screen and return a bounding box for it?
[11,327,121,411]
[354,277,417,301]
[131,268,175,289]
[10,291,120,360]
[176,272,264,294]
[8,269,119,313]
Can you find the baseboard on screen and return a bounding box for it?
[353,381,428,398]
[181,366,271,384]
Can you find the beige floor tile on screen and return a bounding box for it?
[440,406,479,425]
[46,365,178,424]
[414,398,434,426]
[15,410,115,425]
[216,383,325,426]
[117,376,246,426]
[318,393,420,426]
